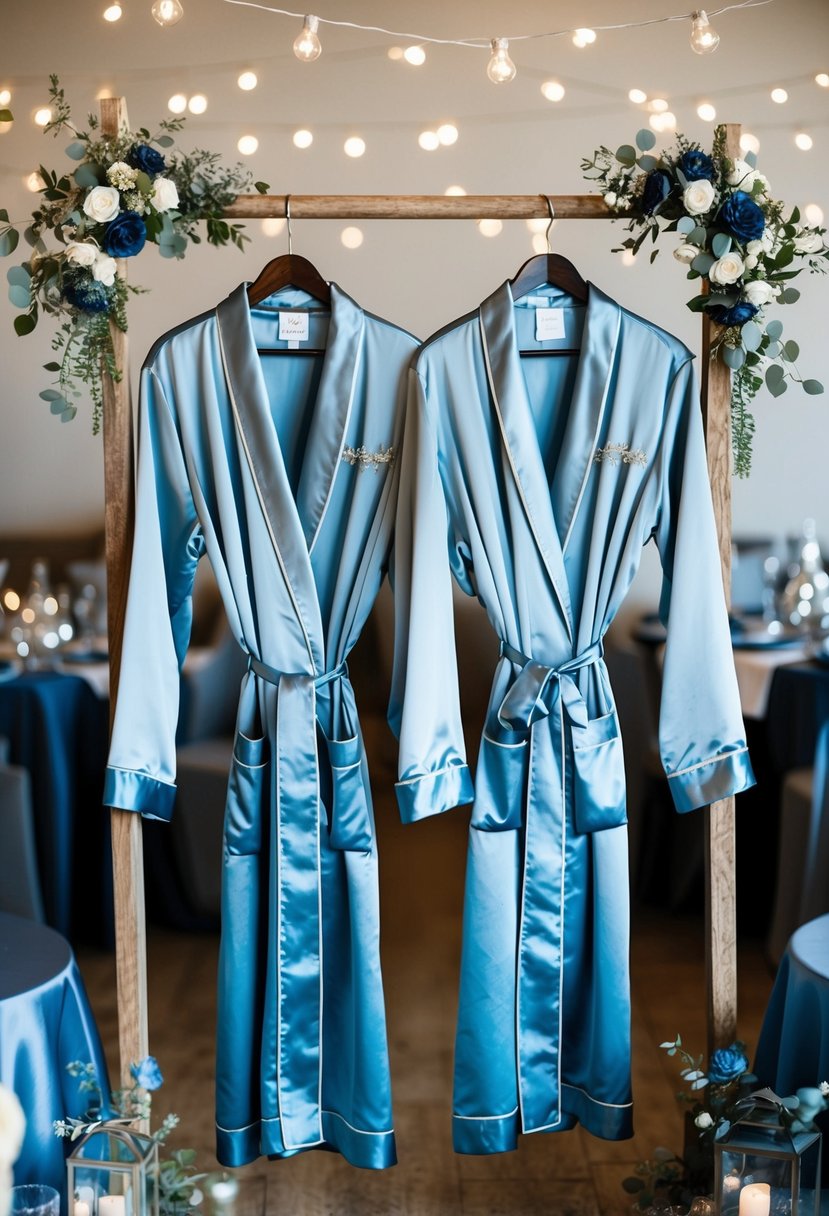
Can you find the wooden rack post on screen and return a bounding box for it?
[102,105,739,1076]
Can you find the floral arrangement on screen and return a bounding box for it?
[0,1083,26,1216]
[622,1034,829,1212]
[55,1056,205,1215]
[582,125,827,476]
[0,77,267,432]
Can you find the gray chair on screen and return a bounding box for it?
[0,748,46,922]
[768,752,829,965]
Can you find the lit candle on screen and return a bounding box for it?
[739,1183,771,1216]
[99,1198,127,1216]
[74,1204,90,1216]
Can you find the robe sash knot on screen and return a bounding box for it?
[246,653,371,1150]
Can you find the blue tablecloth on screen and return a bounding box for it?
[766,661,829,773]
[0,913,110,1202]
[0,672,111,938]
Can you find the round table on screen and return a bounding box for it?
[0,912,110,1201]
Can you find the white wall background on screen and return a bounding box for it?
[1,0,828,609]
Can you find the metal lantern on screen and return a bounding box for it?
[714,1102,822,1216]
[67,1125,159,1216]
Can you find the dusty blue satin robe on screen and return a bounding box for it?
[104,282,417,1169]
[390,280,755,1154]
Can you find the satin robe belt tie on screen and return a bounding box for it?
[246,654,371,1150]
[494,639,619,1135]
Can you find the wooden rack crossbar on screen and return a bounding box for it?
[103,92,739,1086]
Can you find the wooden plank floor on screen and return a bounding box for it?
[77,721,774,1216]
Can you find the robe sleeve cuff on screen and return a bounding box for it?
[395,762,474,823]
[103,766,177,822]
[666,746,756,814]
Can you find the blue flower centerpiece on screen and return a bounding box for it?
[0,75,269,432]
[582,124,827,476]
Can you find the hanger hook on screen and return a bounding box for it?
[545,196,555,254]
[285,194,293,255]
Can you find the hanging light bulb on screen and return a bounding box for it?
[293,14,322,62]
[0,89,11,107]
[739,132,760,154]
[696,102,717,122]
[403,45,426,66]
[237,71,258,91]
[689,11,720,54]
[628,88,647,105]
[103,1,122,20]
[572,28,596,48]
[487,38,516,84]
[541,80,565,102]
[795,132,813,151]
[816,73,829,88]
[168,93,187,113]
[151,0,183,25]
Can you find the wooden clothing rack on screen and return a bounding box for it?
[100,97,741,1085]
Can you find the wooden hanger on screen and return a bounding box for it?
[247,197,330,354]
[510,197,587,356]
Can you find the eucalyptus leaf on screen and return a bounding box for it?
[744,150,758,169]
[803,379,824,395]
[675,168,689,189]
[50,398,68,414]
[39,388,64,401]
[0,209,7,223]
[780,287,800,304]
[65,141,86,160]
[741,320,762,351]
[23,225,40,247]
[0,228,20,257]
[783,339,800,361]
[156,135,175,147]
[766,341,781,358]
[790,205,801,225]
[722,345,745,370]
[8,283,30,309]
[766,319,783,340]
[768,376,788,398]
[615,144,636,166]
[158,243,177,258]
[74,163,102,188]
[635,128,656,151]
[677,216,696,235]
[6,265,30,287]
[254,181,270,194]
[766,363,785,387]
[60,406,78,422]
[712,232,732,258]
[43,361,61,372]
[690,225,708,247]
[135,170,152,195]
[691,252,715,275]
[13,312,35,336]
[637,154,657,173]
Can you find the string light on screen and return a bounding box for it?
[697,101,717,121]
[293,14,322,61]
[0,89,11,106]
[526,218,547,233]
[25,171,45,192]
[445,185,466,195]
[770,87,788,103]
[622,249,636,267]
[572,27,597,47]
[437,122,459,145]
[237,134,259,154]
[102,2,123,20]
[387,46,403,60]
[487,38,516,84]
[628,88,647,104]
[403,45,426,65]
[33,108,52,127]
[649,111,676,132]
[541,80,565,102]
[344,136,365,157]
[238,71,258,90]
[151,0,184,25]
[478,219,503,237]
[418,130,440,151]
[262,217,286,235]
[689,10,719,53]
[292,128,313,148]
[795,132,813,151]
[816,73,829,88]
[341,226,363,248]
[531,233,548,254]
[649,97,669,113]
[804,204,824,226]
[739,132,760,153]
[188,93,207,113]
[168,93,187,113]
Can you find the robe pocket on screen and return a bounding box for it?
[571,711,627,834]
[224,732,268,856]
[471,721,529,832]
[325,734,373,852]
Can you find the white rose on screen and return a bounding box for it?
[794,232,824,254]
[0,1165,10,1216]
[744,253,759,270]
[82,185,121,224]
[683,179,716,215]
[0,1084,25,1165]
[695,1111,715,1130]
[151,176,179,212]
[93,254,118,286]
[743,279,775,308]
[727,158,753,187]
[604,191,617,208]
[673,243,698,264]
[65,240,98,267]
[709,251,745,285]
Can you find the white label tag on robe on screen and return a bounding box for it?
[279,312,309,349]
[535,308,565,342]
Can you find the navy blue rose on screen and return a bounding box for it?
[707,300,758,327]
[63,275,112,314]
[128,142,165,177]
[718,190,765,243]
[102,211,147,258]
[708,1044,749,1085]
[679,149,715,182]
[642,170,672,216]
[130,1055,164,1091]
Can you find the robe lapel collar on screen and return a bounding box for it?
[553,282,621,552]
[216,283,324,670]
[479,281,573,642]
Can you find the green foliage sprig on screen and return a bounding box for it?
[0,77,269,432]
[582,124,827,476]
